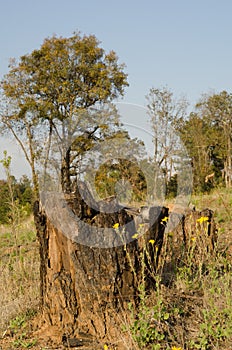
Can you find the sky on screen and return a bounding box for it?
[0,0,232,178]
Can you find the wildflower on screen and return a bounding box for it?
[103,345,108,350]
[132,233,138,239]
[197,216,208,224]
[191,237,196,242]
[171,347,182,350]
[161,216,169,222]
[149,239,155,245]
[113,223,119,229]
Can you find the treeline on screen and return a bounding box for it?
[0,175,34,224]
[147,87,232,194]
[179,91,232,192]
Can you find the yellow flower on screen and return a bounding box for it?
[103,345,108,350]
[162,216,169,222]
[191,237,196,242]
[171,347,182,350]
[149,239,155,245]
[113,223,119,229]
[132,233,139,239]
[197,216,208,224]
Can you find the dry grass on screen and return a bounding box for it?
[0,217,40,334]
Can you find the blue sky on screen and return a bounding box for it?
[0,0,232,178]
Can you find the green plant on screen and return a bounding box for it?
[128,284,169,349]
[9,313,37,348]
[124,228,170,349]
[13,335,37,348]
[10,315,27,332]
[0,151,20,250]
[190,261,232,349]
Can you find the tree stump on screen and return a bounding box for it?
[34,189,217,347]
[34,191,168,347]
[160,207,217,285]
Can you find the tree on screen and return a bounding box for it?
[146,86,188,191]
[95,158,147,202]
[1,32,128,195]
[0,179,10,224]
[178,112,217,192]
[0,168,33,224]
[0,151,20,249]
[196,91,232,188]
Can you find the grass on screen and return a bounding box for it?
[0,216,40,341]
[0,187,232,349]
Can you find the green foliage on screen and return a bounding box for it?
[95,158,147,202]
[196,91,232,189]
[128,283,170,349]
[0,179,10,223]
[166,174,178,198]
[0,176,33,224]
[178,113,215,192]
[179,91,232,192]
[1,32,128,194]
[189,263,232,350]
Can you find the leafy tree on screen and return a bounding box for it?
[1,32,128,195]
[0,179,10,224]
[81,129,148,203]
[16,175,34,213]
[0,174,33,224]
[95,158,147,203]
[166,174,178,198]
[178,91,232,192]
[178,113,216,192]
[196,91,232,188]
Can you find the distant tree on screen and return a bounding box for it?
[95,158,147,203]
[79,129,148,203]
[178,113,217,192]
[196,91,232,188]
[0,174,33,224]
[1,32,128,195]
[166,174,178,198]
[0,179,10,224]
[146,86,188,188]
[16,175,34,215]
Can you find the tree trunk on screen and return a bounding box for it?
[61,147,72,193]
[33,190,216,348]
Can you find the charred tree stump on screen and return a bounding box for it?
[34,188,217,347]
[34,190,169,346]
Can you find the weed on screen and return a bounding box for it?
[13,336,37,349]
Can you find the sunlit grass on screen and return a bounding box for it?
[0,216,40,333]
